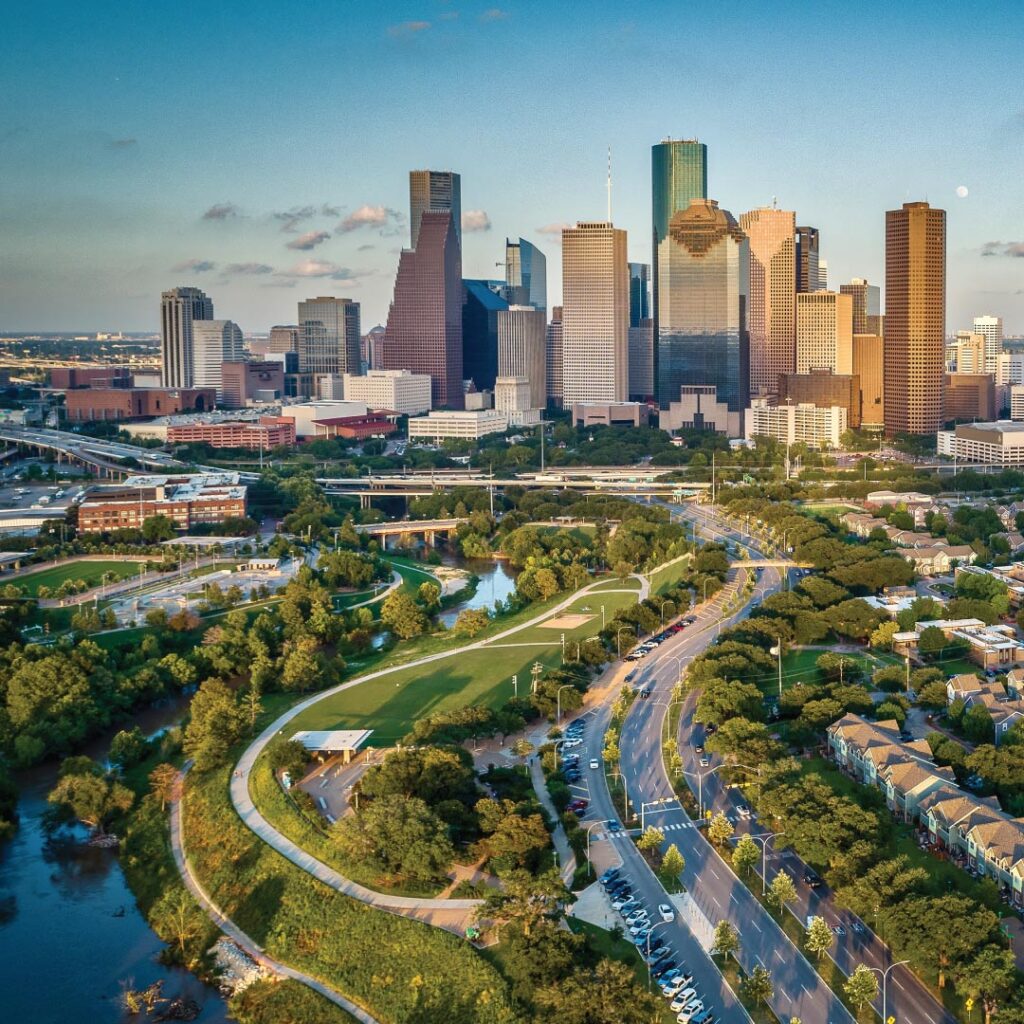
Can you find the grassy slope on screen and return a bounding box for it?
[15,559,142,596]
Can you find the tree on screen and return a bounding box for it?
[707,811,734,845]
[453,608,490,637]
[740,965,773,1007]
[870,620,900,650]
[805,916,834,960]
[767,871,798,914]
[142,514,176,543]
[534,959,663,1024]
[418,581,441,611]
[153,887,201,964]
[182,678,245,772]
[478,868,570,937]
[380,590,428,639]
[636,825,665,852]
[918,625,950,656]
[334,794,454,881]
[109,726,148,768]
[48,758,133,832]
[713,920,740,962]
[662,844,685,877]
[844,964,879,1010]
[732,833,760,877]
[149,763,179,811]
[266,738,309,781]
[511,738,534,760]
[956,946,1017,1024]
[241,680,263,732]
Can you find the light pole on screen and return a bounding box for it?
[659,599,674,626]
[866,960,910,1024]
[584,819,614,874]
[616,626,632,658]
[745,830,786,895]
[640,797,678,831]
[644,922,673,990]
[702,578,712,602]
[556,684,576,724]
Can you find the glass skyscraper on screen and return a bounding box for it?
[652,140,708,405]
[504,238,547,311]
[655,199,749,420]
[629,263,650,326]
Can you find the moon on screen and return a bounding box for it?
[956,185,969,198]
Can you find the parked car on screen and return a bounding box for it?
[736,804,751,819]
[677,1001,705,1023]
[610,894,633,910]
[651,959,676,979]
[658,903,675,922]
[670,990,699,1012]
[663,973,693,996]
[599,868,619,884]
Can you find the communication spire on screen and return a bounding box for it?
[606,145,612,223]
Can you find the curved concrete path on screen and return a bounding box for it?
[230,572,650,921]
[170,769,380,1024]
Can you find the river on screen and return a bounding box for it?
[438,558,518,628]
[0,701,229,1024]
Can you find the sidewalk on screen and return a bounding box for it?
[529,755,577,884]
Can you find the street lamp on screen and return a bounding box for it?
[616,626,633,658]
[640,797,678,831]
[865,960,910,1024]
[659,599,675,626]
[702,578,713,602]
[743,830,786,895]
[644,921,673,990]
[584,819,615,874]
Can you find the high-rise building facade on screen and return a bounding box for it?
[546,306,563,408]
[160,286,213,388]
[944,372,996,422]
[950,331,987,374]
[192,320,244,400]
[497,305,547,410]
[382,211,464,408]
[629,262,651,325]
[462,280,508,392]
[655,199,749,426]
[504,238,547,310]
[852,334,884,430]
[883,201,946,436]
[297,297,361,379]
[817,258,828,292]
[739,207,796,397]
[795,226,820,294]
[628,262,653,400]
[777,369,861,429]
[409,170,461,250]
[839,279,881,335]
[796,291,853,375]
[561,223,629,406]
[972,315,1004,374]
[652,140,708,393]
[268,325,300,354]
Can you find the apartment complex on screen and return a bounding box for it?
[745,399,847,448]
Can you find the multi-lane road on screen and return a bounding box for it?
[575,501,955,1024]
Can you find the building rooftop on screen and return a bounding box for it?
[290,730,373,752]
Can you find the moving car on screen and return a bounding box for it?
[658,903,675,922]
[802,868,822,888]
[699,756,710,767]
[607,819,622,833]
[589,759,600,770]
[736,804,751,819]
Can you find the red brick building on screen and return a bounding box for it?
[64,387,216,422]
[76,474,247,533]
[220,361,285,409]
[167,416,296,450]
[312,414,397,440]
[49,365,132,389]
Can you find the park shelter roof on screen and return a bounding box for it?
[290,729,372,753]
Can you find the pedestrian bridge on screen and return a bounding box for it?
[354,518,467,546]
[739,559,813,569]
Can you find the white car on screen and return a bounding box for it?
[629,918,650,935]
[589,759,600,769]
[677,1001,705,1024]
[670,990,698,1013]
[658,903,675,922]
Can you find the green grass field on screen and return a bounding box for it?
[15,559,147,597]
[589,576,642,593]
[773,648,888,693]
[650,555,691,596]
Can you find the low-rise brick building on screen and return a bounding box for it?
[64,387,216,422]
[167,416,296,450]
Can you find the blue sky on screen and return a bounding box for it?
[1,0,1022,333]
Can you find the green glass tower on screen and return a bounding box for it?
[652,139,708,406]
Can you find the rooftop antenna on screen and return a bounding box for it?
[771,195,778,209]
[606,146,613,223]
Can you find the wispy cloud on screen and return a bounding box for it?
[172,258,216,273]
[357,244,375,252]
[273,205,316,232]
[462,209,492,233]
[338,204,402,233]
[223,262,274,275]
[202,203,241,221]
[536,222,571,239]
[320,203,341,217]
[286,230,331,251]
[278,259,364,284]
[388,20,431,37]
[981,241,1024,258]
[479,8,508,22]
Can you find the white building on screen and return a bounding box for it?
[407,409,508,442]
[938,421,1024,466]
[497,305,547,410]
[973,315,1004,374]
[342,369,432,416]
[494,376,541,426]
[192,320,244,402]
[1011,386,1024,422]
[746,399,847,449]
[285,400,369,438]
[995,352,1024,387]
[316,374,346,400]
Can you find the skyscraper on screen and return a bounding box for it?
[497,305,547,409]
[546,306,563,408]
[652,140,708,394]
[795,226,820,293]
[382,210,464,408]
[561,222,629,405]
[655,199,749,428]
[817,258,828,292]
[462,280,507,392]
[628,262,654,400]
[839,279,881,335]
[853,333,884,430]
[297,297,361,378]
[950,331,987,374]
[160,286,213,388]
[883,201,946,436]
[268,325,300,354]
[973,315,1004,374]
[504,238,547,310]
[739,207,796,397]
[796,292,853,375]
[192,319,244,401]
[409,170,461,250]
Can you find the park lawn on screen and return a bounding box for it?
[589,576,642,593]
[775,648,878,693]
[650,556,691,596]
[14,559,147,597]
[513,589,641,646]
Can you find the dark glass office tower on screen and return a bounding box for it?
[461,279,508,392]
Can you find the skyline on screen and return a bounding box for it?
[2,0,1023,333]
